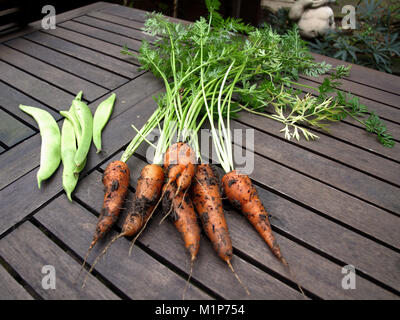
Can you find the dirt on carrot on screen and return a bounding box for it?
[163,142,197,194]
[221,170,287,266]
[163,181,201,262]
[191,163,232,263]
[78,160,130,279]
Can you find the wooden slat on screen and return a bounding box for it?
[0,81,61,127]
[87,10,148,30]
[0,108,35,147]
[42,26,142,71]
[5,37,128,90]
[0,45,108,102]
[72,15,154,43]
[101,152,399,299]
[296,76,400,125]
[302,74,400,110]
[231,121,400,214]
[0,161,62,235]
[100,4,191,26]
[237,112,400,187]
[0,1,116,43]
[235,148,400,249]
[0,60,74,110]
[0,221,120,299]
[23,31,140,79]
[73,169,304,299]
[0,265,33,300]
[311,52,400,97]
[60,20,142,53]
[312,118,400,163]
[34,195,212,300]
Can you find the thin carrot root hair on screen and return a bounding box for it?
[81,232,125,289]
[182,257,195,300]
[226,260,250,296]
[284,262,306,298]
[159,186,189,225]
[76,242,95,283]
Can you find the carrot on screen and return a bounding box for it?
[79,160,130,276]
[163,182,201,263]
[221,170,287,265]
[157,142,198,224]
[162,180,201,299]
[191,164,232,263]
[191,164,249,295]
[81,163,164,287]
[163,142,197,195]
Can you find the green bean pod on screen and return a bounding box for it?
[73,100,93,168]
[59,110,82,145]
[61,118,78,201]
[19,105,61,189]
[93,93,116,153]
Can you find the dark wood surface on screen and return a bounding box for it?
[0,2,399,300]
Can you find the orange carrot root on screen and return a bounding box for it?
[78,160,130,278]
[164,142,197,194]
[221,170,287,265]
[163,182,201,262]
[80,163,163,286]
[162,181,201,299]
[191,164,233,262]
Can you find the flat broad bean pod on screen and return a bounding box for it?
[72,99,93,168]
[19,105,61,188]
[61,118,79,201]
[93,93,116,153]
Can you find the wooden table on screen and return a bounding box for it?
[0,2,399,300]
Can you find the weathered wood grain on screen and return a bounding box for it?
[231,121,400,214]
[0,44,108,102]
[311,52,400,96]
[0,221,120,299]
[0,264,33,300]
[0,1,115,43]
[100,4,190,25]
[72,15,154,43]
[34,195,212,300]
[42,26,141,72]
[0,108,35,147]
[0,60,74,110]
[87,10,147,30]
[0,81,61,127]
[24,31,140,79]
[60,19,142,53]
[0,160,62,235]
[5,37,128,90]
[236,112,400,187]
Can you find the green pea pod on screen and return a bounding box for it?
[19,105,61,189]
[93,93,116,153]
[61,118,78,201]
[73,100,93,168]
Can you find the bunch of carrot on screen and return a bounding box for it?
[79,5,309,296]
